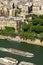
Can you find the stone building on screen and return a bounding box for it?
[17,1,32,19]
[32,0,43,15]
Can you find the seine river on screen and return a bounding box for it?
[0,39,43,65]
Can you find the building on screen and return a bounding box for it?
[32,0,43,15]
[0,0,33,16]
[0,57,18,65]
[17,1,32,20]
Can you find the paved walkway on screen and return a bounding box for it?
[0,35,43,46]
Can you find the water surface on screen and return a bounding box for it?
[0,39,43,65]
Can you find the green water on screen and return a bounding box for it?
[0,39,43,65]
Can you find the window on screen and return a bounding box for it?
[12,3,15,9]
[40,6,41,10]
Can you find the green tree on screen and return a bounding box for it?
[38,33,43,42]
[22,23,29,31]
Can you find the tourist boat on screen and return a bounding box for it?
[0,57,18,65]
[18,61,35,65]
[0,47,7,51]
[25,52,34,57]
[0,47,34,58]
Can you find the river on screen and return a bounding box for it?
[0,39,43,65]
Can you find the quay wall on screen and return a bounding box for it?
[0,35,43,46]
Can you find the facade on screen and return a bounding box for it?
[32,0,43,15]
[0,0,32,17]
[0,17,18,29]
[17,1,32,19]
[0,0,43,17]
[0,0,32,23]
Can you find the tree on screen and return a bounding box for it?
[28,32,35,40]
[38,33,43,42]
[39,15,43,19]
[21,23,29,31]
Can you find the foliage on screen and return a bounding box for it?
[0,27,16,37]
[18,14,43,41]
[0,14,43,41]
[21,23,29,31]
[15,6,21,17]
[38,33,43,42]
[39,15,43,19]
[17,6,21,14]
[5,26,15,31]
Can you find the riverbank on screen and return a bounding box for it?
[0,35,43,46]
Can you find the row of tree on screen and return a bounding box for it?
[0,14,43,42]
[0,26,16,37]
[18,14,43,42]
